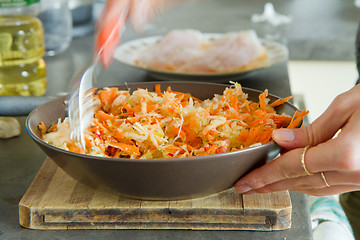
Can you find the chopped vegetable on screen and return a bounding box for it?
[40,83,308,159]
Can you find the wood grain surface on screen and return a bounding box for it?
[19,158,292,230]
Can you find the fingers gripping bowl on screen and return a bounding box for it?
[26,82,303,200]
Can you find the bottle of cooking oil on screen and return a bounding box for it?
[0,0,47,96]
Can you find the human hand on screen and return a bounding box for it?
[95,0,184,67]
[235,84,360,196]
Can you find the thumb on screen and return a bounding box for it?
[272,127,308,149]
[272,87,357,150]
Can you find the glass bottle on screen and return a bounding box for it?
[39,0,72,56]
[0,0,47,96]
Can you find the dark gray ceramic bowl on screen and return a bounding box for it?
[26,81,298,200]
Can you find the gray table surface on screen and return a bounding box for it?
[1,0,359,239]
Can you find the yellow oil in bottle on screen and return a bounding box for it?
[0,15,47,96]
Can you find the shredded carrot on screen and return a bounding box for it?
[39,82,308,159]
[259,89,268,112]
[84,137,93,150]
[39,121,47,136]
[127,117,139,124]
[96,110,114,123]
[98,87,118,110]
[107,142,140,156]
[67,142,83,154]
[121,101,134,113]
[165,146,184,153]
[269,96,292,108]
[287,110,309,128]
[155,83,162,95]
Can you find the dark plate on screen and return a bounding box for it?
[26,81,298,200]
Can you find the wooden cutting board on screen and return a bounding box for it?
[19,157,292,230]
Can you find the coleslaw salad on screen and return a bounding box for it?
[39,83,308,159]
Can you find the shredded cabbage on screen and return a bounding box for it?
[39,83,308,159]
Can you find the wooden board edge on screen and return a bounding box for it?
[19,204,47,230]
[19,206,292,231]
[18,204,31,228]
[18,158,292,231]
[269,205,292,230]
[22,223,288,231]
[18,220,289,231]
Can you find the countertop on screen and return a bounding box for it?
[1,0,359,239]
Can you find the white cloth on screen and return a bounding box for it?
[309,195,354,240]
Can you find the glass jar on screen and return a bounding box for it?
[39,0,73,56]
[0,0,47,96]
